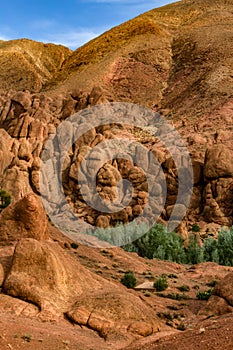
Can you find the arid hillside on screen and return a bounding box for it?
[44,0,233,119]
[0,39,71,92]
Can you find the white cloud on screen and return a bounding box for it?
[39,29,104,49]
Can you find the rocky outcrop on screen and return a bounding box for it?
[0,2,233,240]
[199,146,233,228]
[0,87,111,201]
[0,193,48,245]
[1,87,233,239]
[204,145,233,180]
[3,238,102,317]
[66,290,160,340]
[2,235,160,338]
[200,272,233,317]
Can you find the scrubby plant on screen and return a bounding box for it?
[192,223,201,232]
[203,227,233,266]
[21,334,32,342]
[70,242,79,249]
[196,288,213,300]
[177,323,186,331]
[125,224,187,263]
[154,276,168,291]
[0,189,11,211]
[177,285,190,292]
[120,271,137,289]
[206,280,219,288]
[168,273,178,279]
[216,228,233,266]
[157,292,190,300]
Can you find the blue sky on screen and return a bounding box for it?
[0,0,175,50]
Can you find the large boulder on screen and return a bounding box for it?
[3,238,103,318]
[204,145,233,180]
[66,289,160,340]
[0,193,48,245]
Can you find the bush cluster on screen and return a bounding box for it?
[124,224,233,267]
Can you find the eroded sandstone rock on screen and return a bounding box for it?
[66,290,160,340]
[204,145,233,180]
[3,238,103,317]
[0,193,48,245]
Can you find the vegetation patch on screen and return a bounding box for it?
[120,271,137,289]
[196,289,213,300]
[154,276,168,291]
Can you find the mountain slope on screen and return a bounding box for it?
[0,39,71,92]
[43,0,233,118]
[44,16,172,108]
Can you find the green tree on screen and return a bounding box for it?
[185,234,203,264]
[203,238,219,263]
[217,227,233,266]
[126,224,186,264]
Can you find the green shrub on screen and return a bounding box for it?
[203,227,233,266]
[21,334,32,342]
[157,292,190,300]
[203,238,219,263]
[192,224,201,232]
[177,285,190,292]
[196,288,213,300]
[168,274,178,279]
[120,271,137,289]
[157,312,173,321]
[0,189,11,211]
[154,276,168,291]
[216,228,233,266]
[177,323,186,331]
[70,242,79,249]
